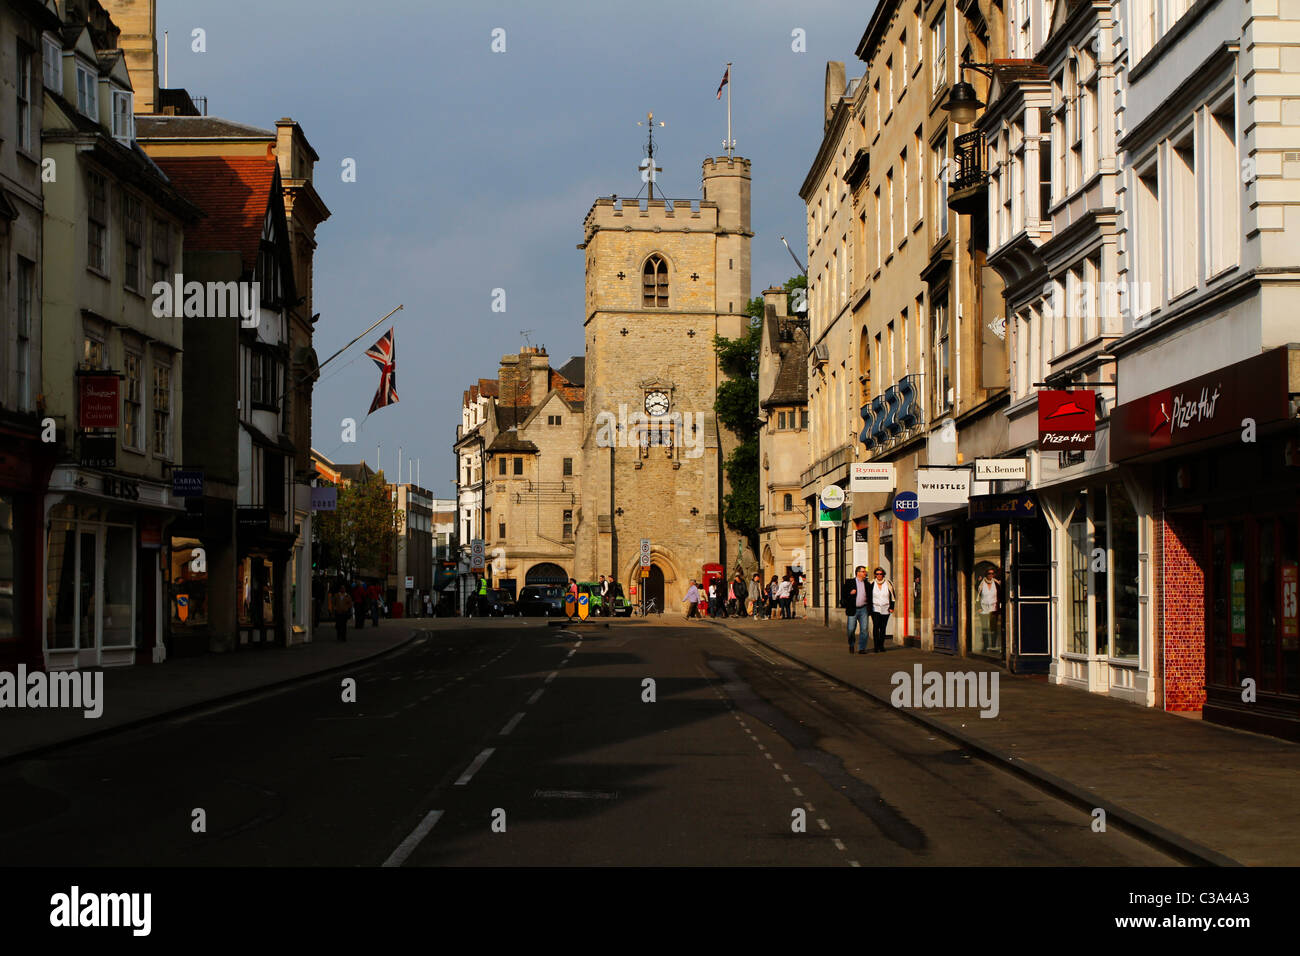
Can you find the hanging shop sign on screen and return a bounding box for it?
[1282,563,1298,648]
[850,462,896,493]
[79,374,120,429]
[311,486,337,511]
[172,470,204,497]
[973,458,1027,481]
[916,468,971,504]
[818,485,845,528]
[1038,390,1097,450]
[79,434,116,469]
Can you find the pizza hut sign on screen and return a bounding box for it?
[1038,390,1096,450]
[79,375,120,429]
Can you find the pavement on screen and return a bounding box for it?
[704,612,1300,866]
[0,617,422,765]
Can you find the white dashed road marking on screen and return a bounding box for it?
[527,688,545,705]
[382,810,444,868]
[499,712,526,736]
[454,748,495,786]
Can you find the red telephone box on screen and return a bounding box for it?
[701,563,724,617]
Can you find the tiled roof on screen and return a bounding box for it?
[762,322,810,408]
[556,356,585,386]
[152,156,278,272]
[136,114,275,140]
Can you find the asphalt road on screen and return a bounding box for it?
[0,619,1177,866]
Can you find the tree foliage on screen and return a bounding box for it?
[714,275,806,561]
[314,471,405,580]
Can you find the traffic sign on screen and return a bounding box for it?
[470,538,485,571]
[640,538,652,568]
[578,593,589,620]
[893,492,919,521]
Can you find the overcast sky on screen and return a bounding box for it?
[158,0,873,494]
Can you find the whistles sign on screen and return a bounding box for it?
[1038,390,1096,450]
[79,375,120,429]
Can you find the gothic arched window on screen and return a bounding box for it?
[642,254,669,308]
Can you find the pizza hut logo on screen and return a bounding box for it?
[1038,390,1096,450]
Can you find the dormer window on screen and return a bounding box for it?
[76,63,98,121]
[43,35,62,92]
[642,254,668,308]
[111,90,134,142]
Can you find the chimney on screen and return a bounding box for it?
[824,61,846,129]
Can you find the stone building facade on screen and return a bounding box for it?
[757,286,810,586]
[575,156,751,611]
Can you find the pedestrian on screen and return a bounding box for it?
[709,578,725,618]
[977,567,1001,652]
[682,579,700,618]
[424,592,433,618]
[790,574,803,619]
[599,574,611,617]
[731,573,745,617]
[768,575,779,619]
[842,565,871,653]
[747,573,761,619]
[869,566,896,653]
[329,584,352,642]
[778,574,793,619]
[351,579,367,629]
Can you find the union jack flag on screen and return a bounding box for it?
[365,328,398,413]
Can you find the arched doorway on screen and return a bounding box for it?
[526,563,567,586]
[646,565,666,613]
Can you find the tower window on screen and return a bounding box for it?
[642,254,668,308]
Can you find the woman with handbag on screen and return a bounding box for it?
[869,567,895,653]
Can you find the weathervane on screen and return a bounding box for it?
[636,111,665,200]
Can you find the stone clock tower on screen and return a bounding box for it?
[575,151,752,609]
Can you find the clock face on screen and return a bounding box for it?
[645,391,670,417]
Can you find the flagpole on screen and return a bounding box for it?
[726,62,733,158]
[317,304,403,373]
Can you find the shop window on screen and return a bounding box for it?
[45,508,76,648]
[1068,498,1089,654]
[101,526,134,647]
[1110,487,1140,659]
[172,538,210,629]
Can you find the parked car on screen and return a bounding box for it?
[466,589,520,617]
[577,582,604,615]
[517,585,565,616]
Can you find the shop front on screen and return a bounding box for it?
[963,487,1054,671]
[1112,346,1300,736]
[236,507,293,647]
[0,423,54,671]
[43,467,179,669]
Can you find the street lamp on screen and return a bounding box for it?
[942,54,994,124]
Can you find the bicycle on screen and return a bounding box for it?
[640,597,659,616]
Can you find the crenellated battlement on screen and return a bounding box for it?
[701,155,752,175]
[582,196,721,244]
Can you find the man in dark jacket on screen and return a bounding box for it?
[842,566,871,653]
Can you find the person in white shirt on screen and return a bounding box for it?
[977,568,1001,652]
[869,567,895,653]
[777,575,792,619]
[841,566,871,653]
